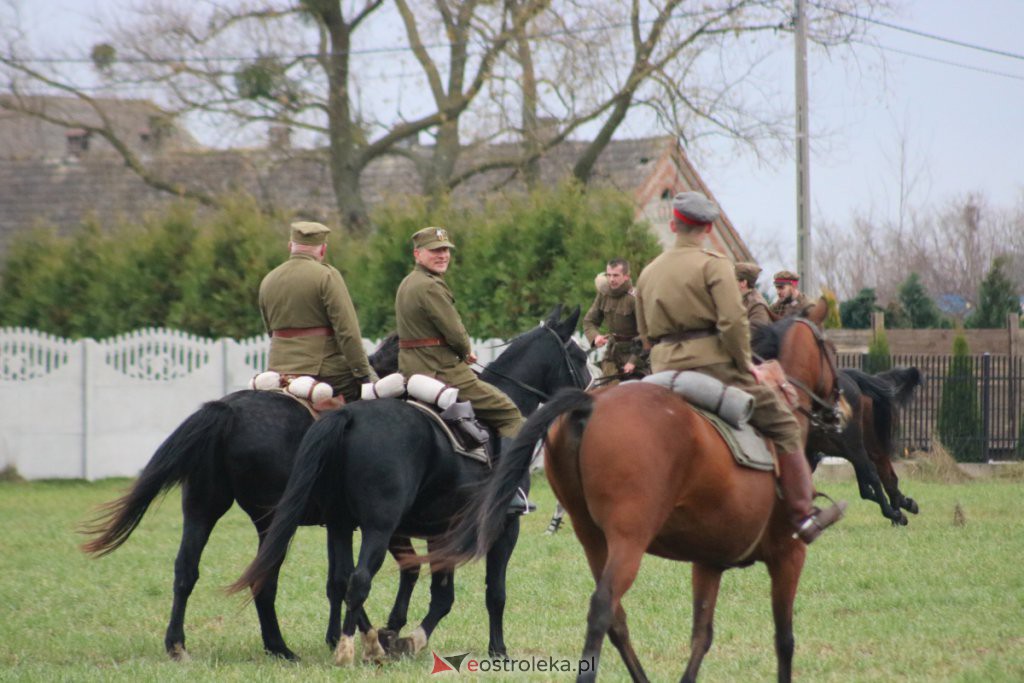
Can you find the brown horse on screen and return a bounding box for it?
[429,306,840,682]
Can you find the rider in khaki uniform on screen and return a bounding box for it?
[259,221,375,402]
[735,262,773,332]
[583,258,648,379]
[634,192,845,544]
[396,226,530,514]
[770,270,814,319]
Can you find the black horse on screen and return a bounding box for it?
[81,306,583,661]
[80,334,408,661]
[753,318,923,524]
[228,306,591,664]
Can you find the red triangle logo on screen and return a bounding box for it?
[430,651,455,674]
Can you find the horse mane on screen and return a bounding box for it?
[369,332,399,376]
[750,316,799,360]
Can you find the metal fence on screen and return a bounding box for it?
[837,353,1024,461]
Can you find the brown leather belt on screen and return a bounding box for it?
[653,329,716,344]
[272,326,332,338]
[399,337,447,349]
[612,334,638,342]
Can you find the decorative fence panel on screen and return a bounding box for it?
[837,353,1023,460]
[0,328,556,480]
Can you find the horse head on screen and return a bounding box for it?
[777,315,843,436]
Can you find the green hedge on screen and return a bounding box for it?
[936,334,985,462]
[0,185,662,340]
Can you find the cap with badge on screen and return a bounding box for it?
[411,226,456,250]
[672,191,720,227]
[735,261,762,285]
[773,270,800,285]
[290,221,331,246]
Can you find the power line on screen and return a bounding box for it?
[813,3,1024,62]
[864,40,1024,82]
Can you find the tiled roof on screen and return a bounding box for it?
[0,135,751,262]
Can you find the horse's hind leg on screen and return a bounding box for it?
[165,487,232,661]
[249,514,302,660]
[766,544,807,683]
[681,564,723,683]
[377,536,421,654]
[335,527,391,666]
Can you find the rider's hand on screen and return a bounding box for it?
[749,363,765,384]
[466,351,478,364]
[593,335,608,348]
[623,362,636,375]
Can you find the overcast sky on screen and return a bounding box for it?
[13,0,1024,282]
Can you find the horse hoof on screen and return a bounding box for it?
[891,513,908,526]
[905,499,920,515]
[168,643,190,662]
[268,648,299,662]
[391,626,428,658]
[377,628,398,654]
[362,629,387,664]
[333,635,355,666]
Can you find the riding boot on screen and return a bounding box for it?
[496,436,536,516]
[777,450,846,544]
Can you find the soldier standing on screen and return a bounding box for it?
[395,226,531,514]
[259,221,376,402]
[770,270,815,319]
[583,258,648,379]
[634,192,845,544]
[735,261,773,332]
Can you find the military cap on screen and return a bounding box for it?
[672,191,720,226]
[411,226,456,250]
[773,270,800,285]
[290,221,330,246]
[735,261,762,285]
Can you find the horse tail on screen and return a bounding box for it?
[848,366,923,457]
[227,409,350,597]
[876,366,923,407]
[429,388,594,568]
[79,400,233,557]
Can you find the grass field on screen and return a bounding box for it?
[1,472,1023,682]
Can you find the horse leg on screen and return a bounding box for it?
[165,489,232,661]
[680,564,723,683]
[336,527,391,667]
[607,605,645,682]
[483,516,521,658]
[377,536,420,655]
[766,544,807,683]
[872,447,918,519]
[849,456,903,524]
[391,560,455,659]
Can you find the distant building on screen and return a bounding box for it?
[0,96,752,263]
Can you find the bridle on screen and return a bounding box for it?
[756,319,844,433]
[473,323,592,401]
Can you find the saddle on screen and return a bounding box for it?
[249,371,344,419]
[363,373,492,465]
[633,370,775,472]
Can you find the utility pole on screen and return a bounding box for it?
[794,0,812,289]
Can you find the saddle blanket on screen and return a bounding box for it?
[691,405,776,472]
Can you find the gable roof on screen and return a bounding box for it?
[0,95,199,161]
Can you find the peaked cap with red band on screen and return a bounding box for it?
[672,191,720,227]
[773,270,800,285]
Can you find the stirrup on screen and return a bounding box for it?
[793,493,847,544]
[507,487,536,516]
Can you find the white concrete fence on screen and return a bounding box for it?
[0,327,509,480]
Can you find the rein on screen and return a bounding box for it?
[472,323,590,401]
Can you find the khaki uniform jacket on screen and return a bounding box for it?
[744,289,773,331]
[583,287,644,373]
[770,292,814,320]
[635,233,801,453]
[635,233,751,373]
[258,254,372,398]
[395,264,522,438]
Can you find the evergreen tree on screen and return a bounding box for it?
[821,287,842,329]
[897,272,947,328]
[840,288,877,329]
[966,256,1021,329]
[937,334,985,462]
[865,328,892,374]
